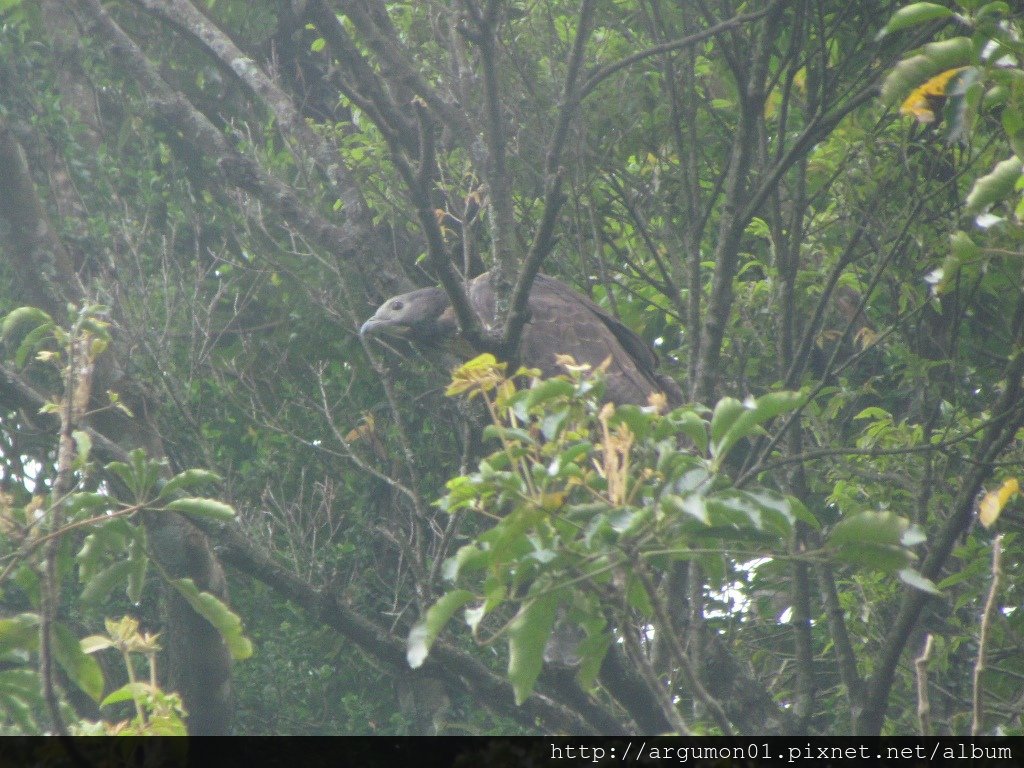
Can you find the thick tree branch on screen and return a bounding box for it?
[692,1,784,403]
[304,0,418,150]
[335,0,472,140]
[213,524,621,734]
[500,0,596,356]
[79,0,402,296]
[136,0,377,235]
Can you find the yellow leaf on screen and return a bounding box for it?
[647,391,668,413]
[900,68,965,124]
[446,353,507,398]
[344,413,376,443]
[555,354,589,373]
[855,326,881,350]
[793,67,807,94]
[540,492,565,511]
[978,478,1019,528]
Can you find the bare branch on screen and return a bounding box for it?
[212,523,612,734]
[859,345,1024,734]
[501,0,596,355]
[915,634,934,736]
[973,536,1003,737]
[578,9,772,102]
[80,0,401,294]
[136,0,382,241]
[334,0,472,139]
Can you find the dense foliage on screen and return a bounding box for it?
[0,0,1022,736]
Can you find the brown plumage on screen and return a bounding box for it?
[360,272,682,407]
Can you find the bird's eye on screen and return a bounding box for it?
[391,300,404,311]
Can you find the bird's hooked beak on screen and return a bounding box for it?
[359,317,382,337]
[360,312,409,339]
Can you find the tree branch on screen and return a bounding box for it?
[859,347,1024,734]
[500,0,597,356]
[578,8,772,102]
[80,0,402,296]
[136,0,376,236]
[213,523,617,734]
[972,535,1003,736]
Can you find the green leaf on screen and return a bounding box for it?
[157,469,222,500]
[14,321,56,368]
[507,592,558,704]
[854,406,892,421]
[975,2,1010,20]
[712,391,805,463]
[786,495,821,530]
[965,156,1023,215]
[541,408,570,440]
[127,536,148,605]
[611,506,653,538]
[931,230,978,294]
[876,3,953,40]
[0,669,40,733]
[830,510,908,548]
[442,544,489,581]
[1,307,53,345]
[832,543,914,571]
[80,635,115,654]
[625,575,654,616]
[880,38,975,106]
[828,511,915,571]
[608,405,654,441]
[899,568,941,595]
[482,425,537,445]
[170,579,253,660]
[80,560,135,606]
[164,497,236,522]
[407,589,476,668]
[72,430,92,466]
[576,636,611,692]
[525,378,574,409]
[54,624,104,702]
[901,525,927,547]
[662,493,710,525]
[101,681,153,708]
[950,230,979,262]
[661,409,709,453]
[743,489,801,535]
[0,614,39,657]
[76,519,134,582]
[0,668,39,696]
[65,492,115,519]
[549,442,592,476]
[706,491,778,535]
[709,397,745,451]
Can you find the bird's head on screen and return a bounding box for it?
[360,286,457,346]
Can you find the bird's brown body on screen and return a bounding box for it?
[361,272,682,407]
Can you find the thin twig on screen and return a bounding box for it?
[915,633,933,736]
[578,9,771,101]
[973,535,1003,737]
[633,564,733,734]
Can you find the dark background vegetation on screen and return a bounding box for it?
[0,0,1022,736]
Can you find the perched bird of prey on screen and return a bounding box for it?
[362,271,681,731]
[360,272,682,407]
